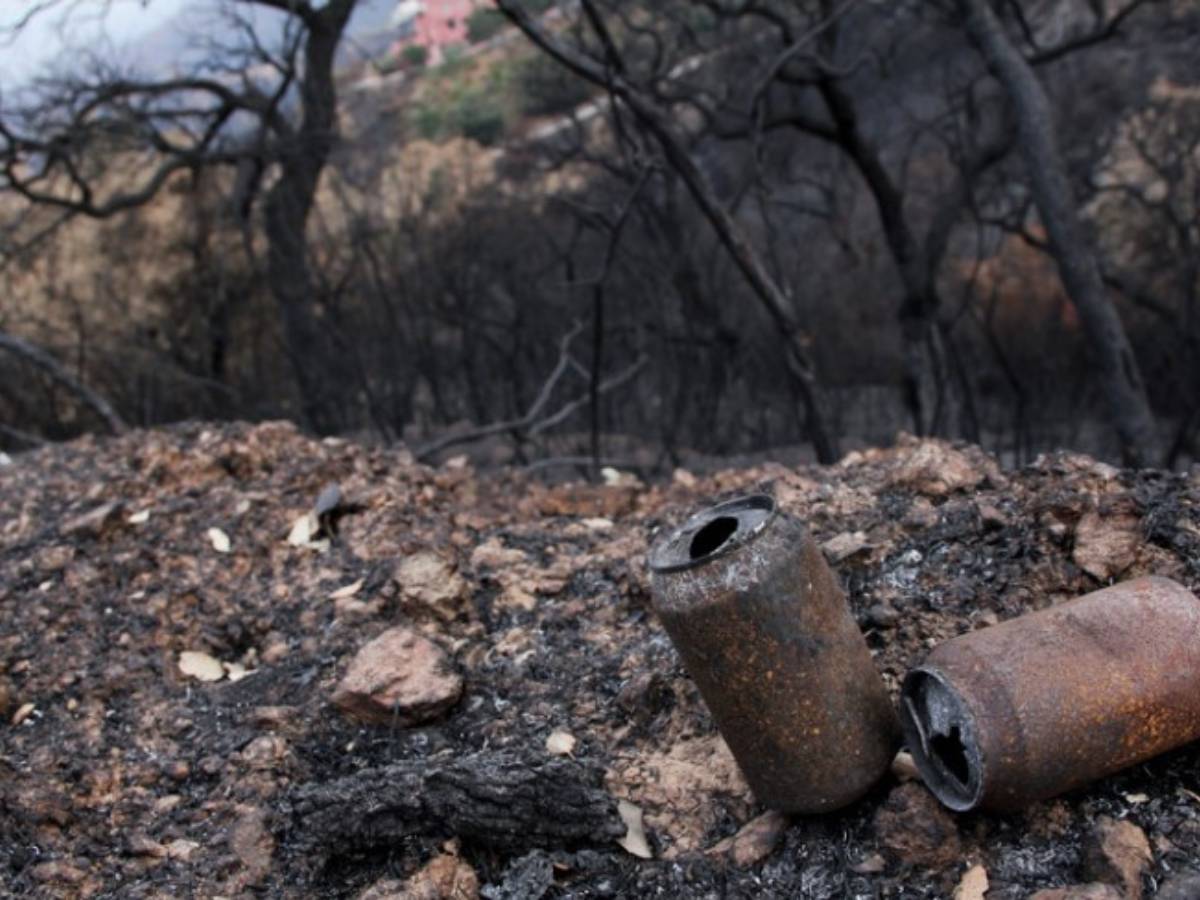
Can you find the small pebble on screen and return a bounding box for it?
[866,603,900,629]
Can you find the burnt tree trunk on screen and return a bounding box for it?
[958,0,1158,466]
[639,110,840,463]
[496,0,841,464]
[809,51,1013,443]
[262,0,357,434]
[816,78,945,438]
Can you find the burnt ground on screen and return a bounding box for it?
[2,422,1199,898]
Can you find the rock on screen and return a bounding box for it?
[902,499,939,530]
[0,678,11,717]
[821,531,869,563]
[705,810,789,867]
[866,602,900,629]
[179,650,225,682]
[536,483,638,518]
[890,750,920,782]
[1156,870,1200,900]
[332,626,463,726]
[977,501,1009,529]
[890,440,991,497]
[851,852,887,874]
[873,783,961,868]
[154,795,183,815]
[1073,509,1141,581]
[470,538,527,570]
[1081,816,1152,900]
[262,638,291,664]
[36,544,74,572]
[128,835,168,858]
[545,730,576,756]
[395,552,469,621]
[12,701,35,725]
[358,853,480,900]
[497,582,538,612]
[229,806,275,887]
[953,864,989,900]
[672,468,698,487]
[239,734,290,771]
[165,839,201,861]
[335,594,382,622]
[251,705,299,732]
[59,501,124,539]
[1028,885,1123,900]
[31,860,87,883]
[16,786,72,827]
[975,609,1000,628]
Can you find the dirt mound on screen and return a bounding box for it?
[3,423,1199,897]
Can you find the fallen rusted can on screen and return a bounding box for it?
[647,494,898,813]
[900,576,1200,812]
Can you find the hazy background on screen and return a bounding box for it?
[1,0,1198,477]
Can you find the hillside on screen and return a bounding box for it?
[2,424,1199,897]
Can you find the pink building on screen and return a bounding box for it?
[391,0,484,64]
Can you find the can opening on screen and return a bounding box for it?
[899,668,984,811]
[930,726,971,786]
[689,516,737,560]
[647,494,777,573]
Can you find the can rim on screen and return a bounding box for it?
[647,493,777,573]
[899,665,986,812]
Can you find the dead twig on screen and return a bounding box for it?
[0,422,46,447]
[0,331,126,434]
[414,320,646,462]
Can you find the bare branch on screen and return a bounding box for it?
[1028,0,1153,65]
[0,331,126,434]
[414,322,647,462]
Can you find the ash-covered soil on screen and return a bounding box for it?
[2,422,1199,898]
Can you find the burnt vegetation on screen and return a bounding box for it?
[1,1,1199,471]
[8,4,1200,899]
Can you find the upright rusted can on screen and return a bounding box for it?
[900,576,1200,812]
[647,494,898,813]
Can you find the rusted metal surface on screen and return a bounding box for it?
[647,494,899,813]
[900,576,1200,812]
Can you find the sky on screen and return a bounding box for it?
[0,0,189,84]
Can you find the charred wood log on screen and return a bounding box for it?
[291,751,623,855]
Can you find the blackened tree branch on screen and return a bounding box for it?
[0,331,126,434]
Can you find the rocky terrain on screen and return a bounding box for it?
[2,422,1200,898]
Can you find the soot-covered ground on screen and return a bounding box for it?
[2,422,1199,898]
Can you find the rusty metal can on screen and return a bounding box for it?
[900,576,1200,812]
[647,494,898,813]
